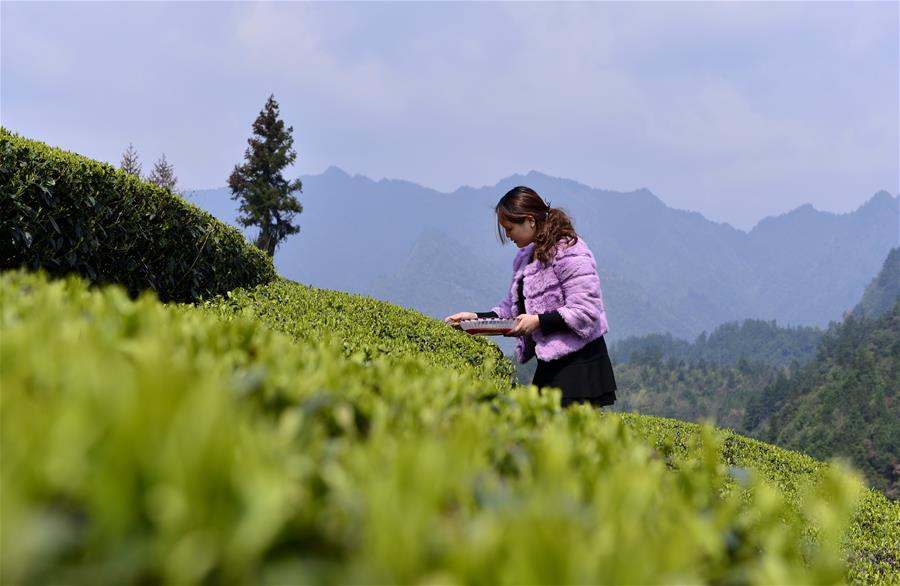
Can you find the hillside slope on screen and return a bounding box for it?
[610,318,824,369]
[3,271,898,584]
[851,247,900,320]
[750,301,900,499]
[746,249,900,498]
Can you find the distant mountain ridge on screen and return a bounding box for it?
[186,169,898,341]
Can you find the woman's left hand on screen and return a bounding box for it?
[505,314,540,337]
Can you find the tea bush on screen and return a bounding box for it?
[0,128,275,302]
[201,277,516,386]
[4,270,897,585]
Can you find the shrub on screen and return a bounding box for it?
[201,277,516,386]
[0,128,275,302]
[4,270,895,585]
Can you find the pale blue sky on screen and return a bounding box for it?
[2,1,898,230]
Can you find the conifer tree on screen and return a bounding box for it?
[147,153,178,192]
[228,94,303,257]
[120,143,142,177]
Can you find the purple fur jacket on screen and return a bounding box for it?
[491,238,609,364]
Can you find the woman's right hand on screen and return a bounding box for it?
[444,311,477,328]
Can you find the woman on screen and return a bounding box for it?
[445,186,617,408]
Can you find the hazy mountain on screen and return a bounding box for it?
[745,192,900,325]
[186,170,898,341]
[365,229,517,355]
[851,247,900,320]
[367,229,507,318]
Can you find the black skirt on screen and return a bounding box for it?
[532,336,617,407]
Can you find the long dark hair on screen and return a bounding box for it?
[495,186,578,264]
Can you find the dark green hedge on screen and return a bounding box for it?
[0,128,275,302]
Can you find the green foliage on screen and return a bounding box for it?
[147,153,178,192]
[228,94,303,257]
[742,368,795,431]
[846,491,900,584]
[610,318,824,369]
[5,270,897,584]
[600,303,900,501]
[119,142,141,177]
[201,277,517,386]
[620,415,900,585]
[0,128,276,302]
[603,248,900,503]
[753,301,900,499]
[611,359,778,431]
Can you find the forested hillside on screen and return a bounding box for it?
[604,249,900,499]
[609,318,823,368]
[749,301,900,499]
[747,249,900,498]
[611,359,777,432]
[544,317,821,439]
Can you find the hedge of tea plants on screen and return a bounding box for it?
[4,270,899,585]
[0,128,275,302]
[201,277,516,387]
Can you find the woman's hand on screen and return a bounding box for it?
[505,314,539,337]
[444,311,477,328]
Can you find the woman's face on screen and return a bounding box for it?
[499,216,536,248]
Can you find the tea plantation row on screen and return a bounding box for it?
[1,128,275,302]
[3,270,898,584]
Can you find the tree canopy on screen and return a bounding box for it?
[147,153,178,192]
[119,142,141,177]
[228,94,303,257]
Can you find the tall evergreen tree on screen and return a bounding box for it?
[120,142,142,177]
[228,94,303,257]
[147,153,178,192]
